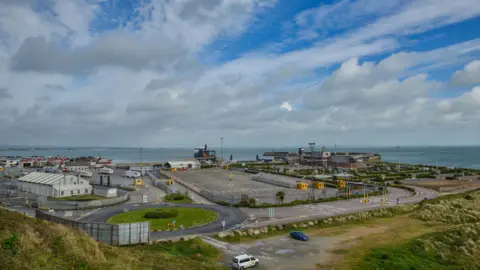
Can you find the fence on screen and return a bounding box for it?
[147,172,171,194]
[36,191,129,210]
[160,170,380,204]
[35,209,150,245]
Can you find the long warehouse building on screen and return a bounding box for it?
[17,172,92,198]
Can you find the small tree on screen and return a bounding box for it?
[248,197,257,207]
[276,191,285,204]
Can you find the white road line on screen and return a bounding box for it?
[75,208,100,221]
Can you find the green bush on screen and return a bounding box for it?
[144,209,178,219]
[216,201,230,206]
[165,193,187,201]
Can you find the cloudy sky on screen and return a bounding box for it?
[0,0,479,148]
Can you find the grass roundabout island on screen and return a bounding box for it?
[107,207,219,230]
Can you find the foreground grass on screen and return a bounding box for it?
[107,207,218,230]
[0,209,226,270]
[49,194,106,201]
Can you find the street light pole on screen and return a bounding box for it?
[221,137,224,160]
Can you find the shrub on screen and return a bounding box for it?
[216,201,230,206]
[2,232,20,256]
[165,193,187,201]
[144,209,178,219]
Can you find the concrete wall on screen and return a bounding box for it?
[37,190,129,210]
[93,187,117,197]
[19,182,56,197]
[35,209,150,245]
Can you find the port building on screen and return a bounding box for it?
[164,161,200,169]
[17,172,92,198]
[65,162,91,172]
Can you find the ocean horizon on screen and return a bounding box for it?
[1,145,479,169]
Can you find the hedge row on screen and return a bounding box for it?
[144,209,178,219]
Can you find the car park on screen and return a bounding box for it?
[232,254,259,269]
[290,231,309,241]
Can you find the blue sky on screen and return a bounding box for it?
[0,0,479,147]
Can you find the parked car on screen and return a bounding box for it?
[232,254,259,269]
[290,231,309,241]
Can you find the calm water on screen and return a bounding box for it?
[0,146,479,169]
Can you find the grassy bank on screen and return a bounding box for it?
[107,207,218,230]
[323,190,480,269]
[0,209,226,270]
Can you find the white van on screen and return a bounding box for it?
[123,170,141,178]
[232,254,259,269]
[99,167,114,174]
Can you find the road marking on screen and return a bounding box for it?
[75,208,100,221]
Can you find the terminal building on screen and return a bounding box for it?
[17,172,92,198]
[264,147,381,169]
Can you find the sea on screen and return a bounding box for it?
[0,146,479,169]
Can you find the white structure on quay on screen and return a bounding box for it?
[165,160,200,169]
[17,172,92,198]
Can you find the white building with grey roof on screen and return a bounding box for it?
[17,172,92,198]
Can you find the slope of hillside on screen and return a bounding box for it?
[326,190,480,270]
[0,209,226,270]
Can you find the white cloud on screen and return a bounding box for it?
[0,0,479,147]
[450,60,480,86]
[280,101,293,112]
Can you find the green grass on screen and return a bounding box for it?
[358,240,453,270]
[107,207,218,230]
[50,194,106,201]
[357,228,479,270]
[147,237,221,258]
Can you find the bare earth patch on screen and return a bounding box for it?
[404,179,480,192]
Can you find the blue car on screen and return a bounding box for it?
[290,231,309,241]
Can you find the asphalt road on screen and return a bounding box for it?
[77,203,246,239]
[239,186,437,228]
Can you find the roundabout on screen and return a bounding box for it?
[78,203,247,239]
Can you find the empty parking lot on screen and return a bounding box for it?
[169,169,338,204]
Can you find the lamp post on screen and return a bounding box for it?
[221,137,224,160]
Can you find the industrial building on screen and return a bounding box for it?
[164,161,200,169]
[65,162,91,172]
[264,146,381,168]
[17,172,92,198]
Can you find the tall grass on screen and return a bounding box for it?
[412,191,480,225]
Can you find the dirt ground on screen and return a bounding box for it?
[207,215,436,270]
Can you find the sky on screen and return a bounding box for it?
[0,0,479,148]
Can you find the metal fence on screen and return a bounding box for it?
[35,209,150,245]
